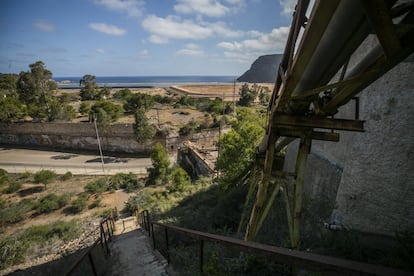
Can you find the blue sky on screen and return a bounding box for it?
[0,0,296,77]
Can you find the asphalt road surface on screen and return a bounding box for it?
[0,148,152,175]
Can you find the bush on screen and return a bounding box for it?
[0,237,28,270]
[169,167,191,193]
[60,171,73,181]
[68,194,88,214]
[0,198,36,226]
[4,181,22,194]
[34,193,70,214]
[22,219,81,244]
[85,178,108,194]
[108,173,144,192]
[34,170,56,189]
[0,168,8,186]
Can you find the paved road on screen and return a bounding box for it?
[0,148,152,175]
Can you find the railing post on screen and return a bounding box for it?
[106,220,112,241]
[199,239,204,274]
[101,224,110,255]
[88,252,98,276]
[151,223,156,249]
[165,227,170,264]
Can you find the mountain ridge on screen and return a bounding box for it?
[237,54,283,83]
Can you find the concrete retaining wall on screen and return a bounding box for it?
[0,122,166,154]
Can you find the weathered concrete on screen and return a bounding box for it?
[178,141,215,179]
[109,218,168,276]
[0,122,166,154]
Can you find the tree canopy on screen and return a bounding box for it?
[238,84,256,107]
[89,100,124,128]
[134,107,156,143]
[147,143,170,186]
[17,61,57,105]
[216,108,265,188]
[124,93,154,113]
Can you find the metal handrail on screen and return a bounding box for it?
[140,210,412,275]
[65,216,116,276]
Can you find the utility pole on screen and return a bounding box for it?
[233,79,237,116]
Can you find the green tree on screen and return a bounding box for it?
[34,169,56,190]
[17,61,57,104]
[16,61,57,121]
[90,100,123,128]
[79,74,108,101]
[124,93,154,113]
[48,98,76,122]
[147,143,170,185]
[259,86,271,105]
[238,84,255,107]
[0,73,18,98]
[0,97,26,123]
[113,88,132,100]
[79,82,99,100]
[79,74,96,86]
[216,115,265,188]
[169,166,191,192]
[79,102,91,115]
[134,107,156,142]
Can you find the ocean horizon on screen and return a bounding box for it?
[54,75,238,88]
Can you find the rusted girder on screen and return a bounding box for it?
[273,114,365,132]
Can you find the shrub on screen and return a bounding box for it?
[68,194,88,214]
[60,171,73,181]
[108,173,143,192]
[22,219,81,244]
[0,237,28,270]
[4,181,22,194]
[34,193,70,214]
[34,170,56,189]
[0,198,36,226]
[85,178,108,194]
[169,167,191,193]
[0,168,8,186]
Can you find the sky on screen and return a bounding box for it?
[0,0,297,77]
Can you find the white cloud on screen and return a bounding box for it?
[89,23,126,36]
[142,15,243,44]
[223,51,254,63]
[142,15,213,43]
[279,0,296,15]
[177,43,204,56]
[174,0,245,17]
[209,22,243,38]
[34,20,55,32]
[218,26,289,53]
[93,0,144,17]
[174,0,229,17]
[96,48,106,54]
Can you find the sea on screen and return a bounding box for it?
[53,76,238,89]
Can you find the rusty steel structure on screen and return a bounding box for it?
[240,0,414,248]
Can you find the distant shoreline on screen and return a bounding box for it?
[54,75,238,89]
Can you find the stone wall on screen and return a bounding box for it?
[0,122,166,154]
[177,143,215,179]
[283,38,414,236]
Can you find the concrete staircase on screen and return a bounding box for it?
[108,217,168,276]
